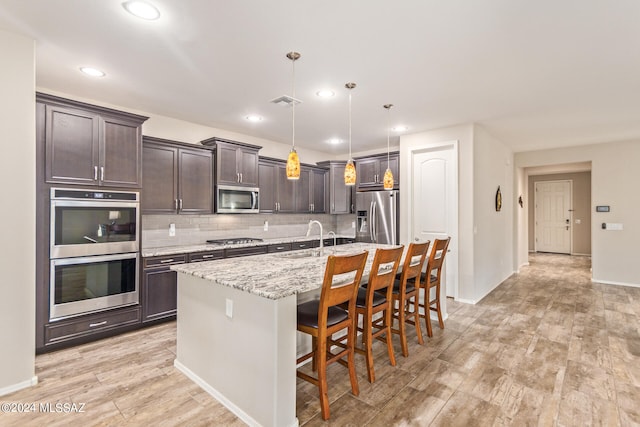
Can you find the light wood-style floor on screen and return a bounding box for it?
[2,253,639,426]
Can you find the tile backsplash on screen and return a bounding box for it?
[142,213,356,248]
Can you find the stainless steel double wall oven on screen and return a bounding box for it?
[49,188,140,320]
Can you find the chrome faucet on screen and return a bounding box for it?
[306,220,323,254]
[326,231,337,248]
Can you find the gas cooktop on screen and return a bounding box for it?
[206,237,264,245]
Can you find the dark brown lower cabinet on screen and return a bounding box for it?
[43,305,141,350]
[141,254,187,322]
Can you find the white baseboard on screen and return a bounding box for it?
[571,253,591,257]
[592,278,640,288]
[0,376,38,397]
[174,359,299,427]
[455,298,477,305]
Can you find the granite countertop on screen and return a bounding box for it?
[141,234,356,257]
[171,242,401,300]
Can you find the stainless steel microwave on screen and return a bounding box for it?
[216,185,259,213]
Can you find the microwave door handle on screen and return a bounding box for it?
[252,192,258,210]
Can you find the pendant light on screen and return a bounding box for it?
[344,82,357,186]
[285,51,301,180]
[383,104,394,190]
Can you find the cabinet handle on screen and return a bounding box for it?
[179,199,183,210]
[100,166,104,181]
[94,166,98,181]
[89,321,107,328]
[276,246,285,250]
[202,255,214,259]
[240,172,243,183]
[160,258,175,263]
[175,199,179,211]
[237,172,240,183]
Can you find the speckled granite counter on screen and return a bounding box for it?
[173,242,401,427]
[142,234,355,257]
[171,242,396,300]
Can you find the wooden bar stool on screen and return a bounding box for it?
[352,246,404,383]
[390,241,429,357]
[296,251,368,421]
[420,237,451,337]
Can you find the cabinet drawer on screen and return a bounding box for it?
[143,254,187,268]
[225,245,268,258]
[338,238,356,245]
[292,240,318,250]
[268,243,292,253]
[45,306,141,344]
[189,250,224,262]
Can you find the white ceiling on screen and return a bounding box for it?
[2,1,640,155]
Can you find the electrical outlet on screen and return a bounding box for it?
[264,220,269,231]
[169,223,176,237]
[225,298,233,318]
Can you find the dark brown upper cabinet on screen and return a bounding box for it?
[201,137,261,187]
[142,137,213,215]
[258,157,327,214]
[354,152,400,191]
[38,93,148,188]
[317,160,354,214]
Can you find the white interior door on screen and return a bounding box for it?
[535,180,572,254]
[411,146,458,298]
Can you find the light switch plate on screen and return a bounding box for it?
[225,298,233,318]
[607,223,623,230]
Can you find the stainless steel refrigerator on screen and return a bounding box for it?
[355,190,399,244]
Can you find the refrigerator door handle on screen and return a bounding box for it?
[369,201,374,242]
[372,201,378,242]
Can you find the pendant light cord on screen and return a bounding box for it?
[348,91,352,160]
[291,56,296,150]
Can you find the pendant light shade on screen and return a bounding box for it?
[383,104,394,190]
[286,51,301,180]
[344,82,357,186]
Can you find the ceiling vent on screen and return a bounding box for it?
[270,95,302,107]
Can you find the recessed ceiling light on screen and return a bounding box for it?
[316,89,335,98]
[328,138,341,145]
[80,67,106,77]
[392,125,409,132]
[122,1,160,20]
[245,115,263,122]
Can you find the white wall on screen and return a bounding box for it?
[514,167,528,271]
[0,30,37,395]
[472,125,514,301]
[399,123,475,302]
[515,140,640,286]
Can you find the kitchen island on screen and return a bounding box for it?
[171,243,397,427]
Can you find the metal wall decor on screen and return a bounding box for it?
[495,186,502,211]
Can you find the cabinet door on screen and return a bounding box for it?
[178,148,213,214]
[217,144,240,185]
[356,158,380,189]
[101,116,142,188]
[142,143,179,214]
[259,162,277,213]
[295,167,312,213]
[330,163,352,214]
[142,269,177,322]
[45,105,100,185]
[276,163,296,213]
[311,169,327,213]
[238,148,259,186]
